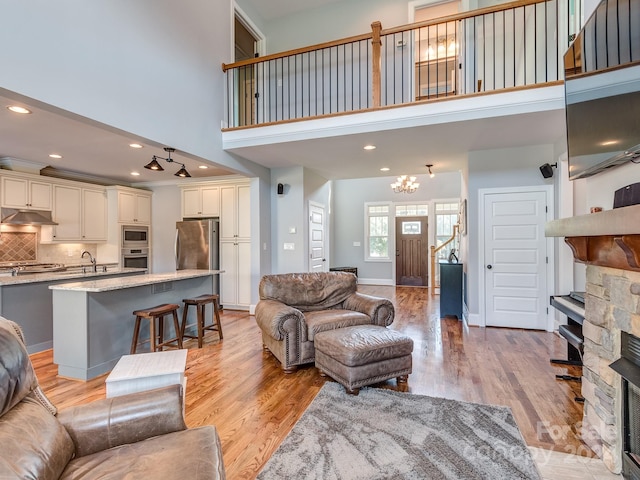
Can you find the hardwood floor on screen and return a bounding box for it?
[31,285,587,479]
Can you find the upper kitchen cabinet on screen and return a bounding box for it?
[1,175,52,210]
[220,183,250,241]
[82,188,108,240]
[181,185,220,218]
[41,184,107,243]
[117,189,151,224]
[48,185,82,240]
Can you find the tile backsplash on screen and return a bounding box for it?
[0,229,97,264]
[0,232,37,262]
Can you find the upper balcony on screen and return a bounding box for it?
[221,0,584,172]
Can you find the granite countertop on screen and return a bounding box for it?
[0,268,148,286]
[49,269,224,293]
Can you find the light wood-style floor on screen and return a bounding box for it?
[31,285,589,479]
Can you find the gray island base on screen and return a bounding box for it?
[50,270,221,381]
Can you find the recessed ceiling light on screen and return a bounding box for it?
[7,105,31,114]
[380,167,390,171]
[364,145,376,150]
[130,171,141,176]
[129,143,143,149]
[49,154,63,159]
[198,165,208,169]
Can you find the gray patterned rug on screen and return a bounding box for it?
[257,382,540,479]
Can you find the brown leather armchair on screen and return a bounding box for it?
[255,272,395,372]
[0,317,225,479]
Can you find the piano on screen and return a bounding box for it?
[550,291,585,326]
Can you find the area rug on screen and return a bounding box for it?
[257,382,540,479]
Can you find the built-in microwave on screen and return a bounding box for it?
[122,225,149,248]
[121,248,149,269]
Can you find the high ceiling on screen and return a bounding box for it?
[0,0,567,186]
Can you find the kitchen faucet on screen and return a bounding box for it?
[81,250,97,273]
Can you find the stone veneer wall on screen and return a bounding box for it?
[582,264,640,473]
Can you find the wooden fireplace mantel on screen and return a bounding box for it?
[545,205,640,272]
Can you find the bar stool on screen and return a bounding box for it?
[131,303,183,354]
[180,294,223,348]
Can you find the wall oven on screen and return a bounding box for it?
[122,225,149,248]
[121,248,149,269]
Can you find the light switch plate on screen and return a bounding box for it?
[353,241,361,247]
[289,227,296,234]
[283,243,295,250]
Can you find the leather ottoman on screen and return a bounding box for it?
[314,325,413,395]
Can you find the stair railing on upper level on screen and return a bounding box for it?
[222,0,581,129]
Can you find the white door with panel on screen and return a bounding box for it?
[483,189,550,330]
[308,202,326,272]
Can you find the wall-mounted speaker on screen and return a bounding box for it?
[277,183,284,195]
[539,163,557,179]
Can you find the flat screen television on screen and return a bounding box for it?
[564,0,640,180]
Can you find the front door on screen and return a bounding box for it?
[395,216,428,286]
[482,189,550,330]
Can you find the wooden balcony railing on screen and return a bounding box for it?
[222,0,580,129]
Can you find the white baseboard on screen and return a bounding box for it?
[249,304,256,315]
[357,278,395,286]
[467,312,484,327]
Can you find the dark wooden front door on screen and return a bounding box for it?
[395,216,428,286]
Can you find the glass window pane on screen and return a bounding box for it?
[369,237,388,257]
[402,221,421,234]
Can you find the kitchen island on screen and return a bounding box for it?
[49,270,222,381]
[0,268,147,353]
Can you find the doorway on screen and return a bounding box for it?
[479,186,554,330]
[412,0,461,100]
[395,216,428,286]
[309,202,326,273]
[234,10,262,126]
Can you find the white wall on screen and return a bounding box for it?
[333,172,461,283]
[257,0,410,53]
[150,185,182,273]
[0,0,263,178]
[271,166,306,272]
[466,144,556,319]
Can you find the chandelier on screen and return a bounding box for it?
[144,147,191,177]
[391,175,419,194]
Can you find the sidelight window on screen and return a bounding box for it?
[365,203,390,261]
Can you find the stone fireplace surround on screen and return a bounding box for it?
[546,204,640,474]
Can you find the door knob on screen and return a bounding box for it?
[487,265,493,269]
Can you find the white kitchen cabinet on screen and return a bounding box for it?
[82,188,107,240]
[220,184,250,241]
[118,190,151,224]
[219,182,251,309]
[1,176,52,210]
[182,186,219,218]
[220,239,251,308]
[42,185,107,243]
[50,185,82,240]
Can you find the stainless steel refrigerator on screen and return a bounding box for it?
[175,219,219,294]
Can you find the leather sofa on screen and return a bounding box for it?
[0,317,226,480]
[255,272,395,372]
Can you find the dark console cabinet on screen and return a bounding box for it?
[440,262,463,319]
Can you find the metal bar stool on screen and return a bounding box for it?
[180,294,223,348]
[131,303,183,354]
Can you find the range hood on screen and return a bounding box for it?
[1,209,58,225]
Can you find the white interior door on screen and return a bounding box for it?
[309,202,326,272]
[483,189,549,330]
